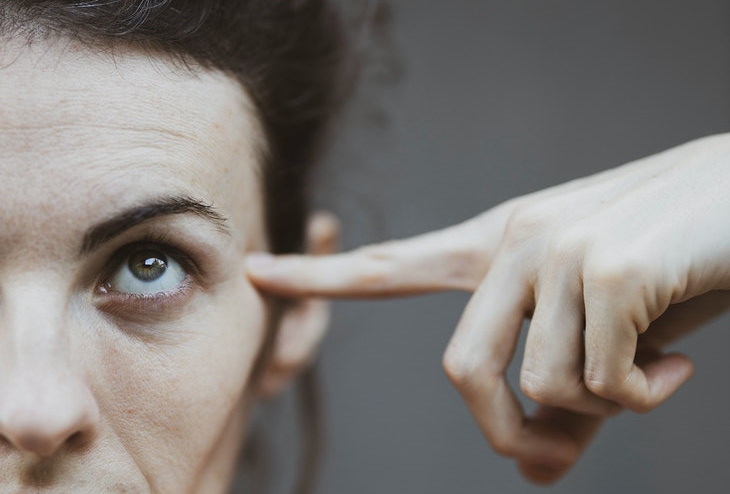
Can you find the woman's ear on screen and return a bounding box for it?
[256,211,339,398]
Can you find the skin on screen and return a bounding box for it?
[0,36,311,493]
[247,133,730,483]
[3,23,726,493]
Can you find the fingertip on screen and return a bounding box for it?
[660,352,695,389]
[517,459,572,485]
[671,352,695,378]
[520,418,582,472]
[634,352,695,412]
[245,252,276,276]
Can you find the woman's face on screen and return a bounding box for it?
[0,38,269,492]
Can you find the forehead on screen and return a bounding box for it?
[0,38,265,252]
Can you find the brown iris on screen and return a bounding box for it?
[128,250,168,282]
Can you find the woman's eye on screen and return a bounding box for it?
[107,248,187,295]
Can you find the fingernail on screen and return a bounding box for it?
[246,252,275,272]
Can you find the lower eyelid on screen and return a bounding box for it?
[94,277,195,317]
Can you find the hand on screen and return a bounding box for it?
[245,133,730,483]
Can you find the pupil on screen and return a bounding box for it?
[129,250,168,282]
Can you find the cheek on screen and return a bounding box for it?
[90,276,267,489]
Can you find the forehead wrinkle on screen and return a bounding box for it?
[0,35,267,169]
[0,38,267,258]
[0,95,228,155]
[0,122,195,143]
[0,38,255,152]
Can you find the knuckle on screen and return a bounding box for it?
[442,347,495,399]
[583,367,620,398]
[502,204,548,248]
[441,349,477,389]
[547,228,590,263]
[445,242,490,290]
[349,247,394,290]
[520,368,576,407]
[583,253,647,291]
[519,369,557,405]
[353,269,390,291]
[489,431,518,457]
[585,363,655,413]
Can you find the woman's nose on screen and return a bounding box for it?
[0,374,100,457]
[0,280,100,457]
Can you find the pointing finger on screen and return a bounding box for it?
[246,216,497,298]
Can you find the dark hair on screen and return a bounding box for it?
[0,0,348,254]
[0,1,351,492]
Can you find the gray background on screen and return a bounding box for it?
[264,2,730,493]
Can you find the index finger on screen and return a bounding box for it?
[245,216,498,298]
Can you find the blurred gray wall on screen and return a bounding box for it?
[277,2,730,493]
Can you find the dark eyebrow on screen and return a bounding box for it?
[80,195,230,256]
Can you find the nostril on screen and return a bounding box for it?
[0,434,11,450]
[0,412,97,457]
[65,431,90,453]
[0,376,101,458]
[10,429,81,457]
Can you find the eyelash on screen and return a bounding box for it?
[96,232,200,311]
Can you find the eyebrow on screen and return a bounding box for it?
[80,195,230,256]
